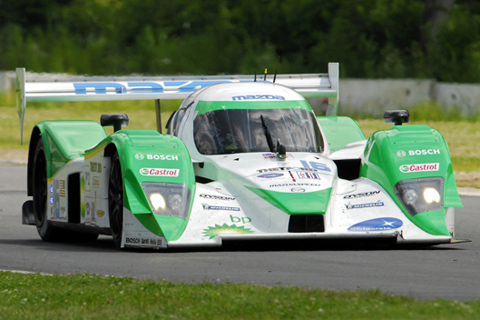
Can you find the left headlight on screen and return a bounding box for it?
[142,182,191,220]
[394,177,444,216]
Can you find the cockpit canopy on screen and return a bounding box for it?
[193,100,324,155]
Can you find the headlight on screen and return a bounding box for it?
[394,177,444,216]
[423,187,441,204]
[142,183,191,219]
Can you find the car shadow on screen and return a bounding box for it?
[0,236,463,254]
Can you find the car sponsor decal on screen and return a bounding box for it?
[396,149,440,157]
[202,204,240,211]
[199,194,235,201]
[203,223,254,239]
[139,168,180,176]
[348,217,403,232]
[262,153,293,159]
[343,190,380,199]
[232,95,285,101]
[300,160,332,172]
[135,153,179,161]
[257,161,331,174]
[230,215,252,224]
[345,201,384,210]
[59,180,66,197]
[257,166,317,173]
[399,163,439,173]
[257,173,284,179]
[125,237,163,246]
[291,187,305,193]
[90,162,102,172]
[296,172,321,180]
[269,183,321,188]
[92,176,100,188]
[74,81,230,95]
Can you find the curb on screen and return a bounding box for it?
[458,187,480,197]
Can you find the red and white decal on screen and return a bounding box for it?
[140,168,180,177]
[399,163,439,173]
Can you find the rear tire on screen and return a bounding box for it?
[108,152,124,249]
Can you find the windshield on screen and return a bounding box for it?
[194,106,324,155]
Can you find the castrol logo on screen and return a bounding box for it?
[399,163,439,173]
[140,168,180,177]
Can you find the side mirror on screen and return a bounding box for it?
[100,113,129,132]
[384,110,409,126]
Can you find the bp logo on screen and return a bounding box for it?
[135,153,144,160]
[203,223,254,239]
[396,150,406,157]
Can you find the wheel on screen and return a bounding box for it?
[108,152,124,249]
[32,138,60,241]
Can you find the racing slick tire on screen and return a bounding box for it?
[32,138,61,241]
[108,151,124,249]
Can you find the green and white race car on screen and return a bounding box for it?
[16,63,464,249]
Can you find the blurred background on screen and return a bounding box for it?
[0,0,478,183]
[0,0,478,81]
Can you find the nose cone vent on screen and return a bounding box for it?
[288,215,325,233]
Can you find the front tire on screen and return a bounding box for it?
[108,152,124,249]
[32,138,59,241]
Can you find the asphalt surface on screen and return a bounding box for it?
[1,163,479,301]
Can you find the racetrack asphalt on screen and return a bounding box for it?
[1,162,480,301]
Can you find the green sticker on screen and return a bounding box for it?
[203,223,254,239]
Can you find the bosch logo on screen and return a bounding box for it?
[408,149,440,156]
[147,154,179,160]
[126,237,140,244]
[136,154,178,161]
[397,149,440,157]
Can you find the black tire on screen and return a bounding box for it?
[32,138,59,241]
[108,152,124,249]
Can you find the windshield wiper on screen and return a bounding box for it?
[260,114,275,152]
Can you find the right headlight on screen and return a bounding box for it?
[394,177,444,216]
[142,182,191,220]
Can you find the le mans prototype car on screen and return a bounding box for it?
[16,63,464,250]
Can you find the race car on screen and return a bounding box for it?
[16,63,465,249]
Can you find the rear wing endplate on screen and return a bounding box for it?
[16,63,339,143]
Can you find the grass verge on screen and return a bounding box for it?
[1,271,479,320]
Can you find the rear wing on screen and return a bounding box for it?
[16,63,339,143]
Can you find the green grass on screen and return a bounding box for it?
[0,271,479,320]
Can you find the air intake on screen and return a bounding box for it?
[288,215,325,233]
